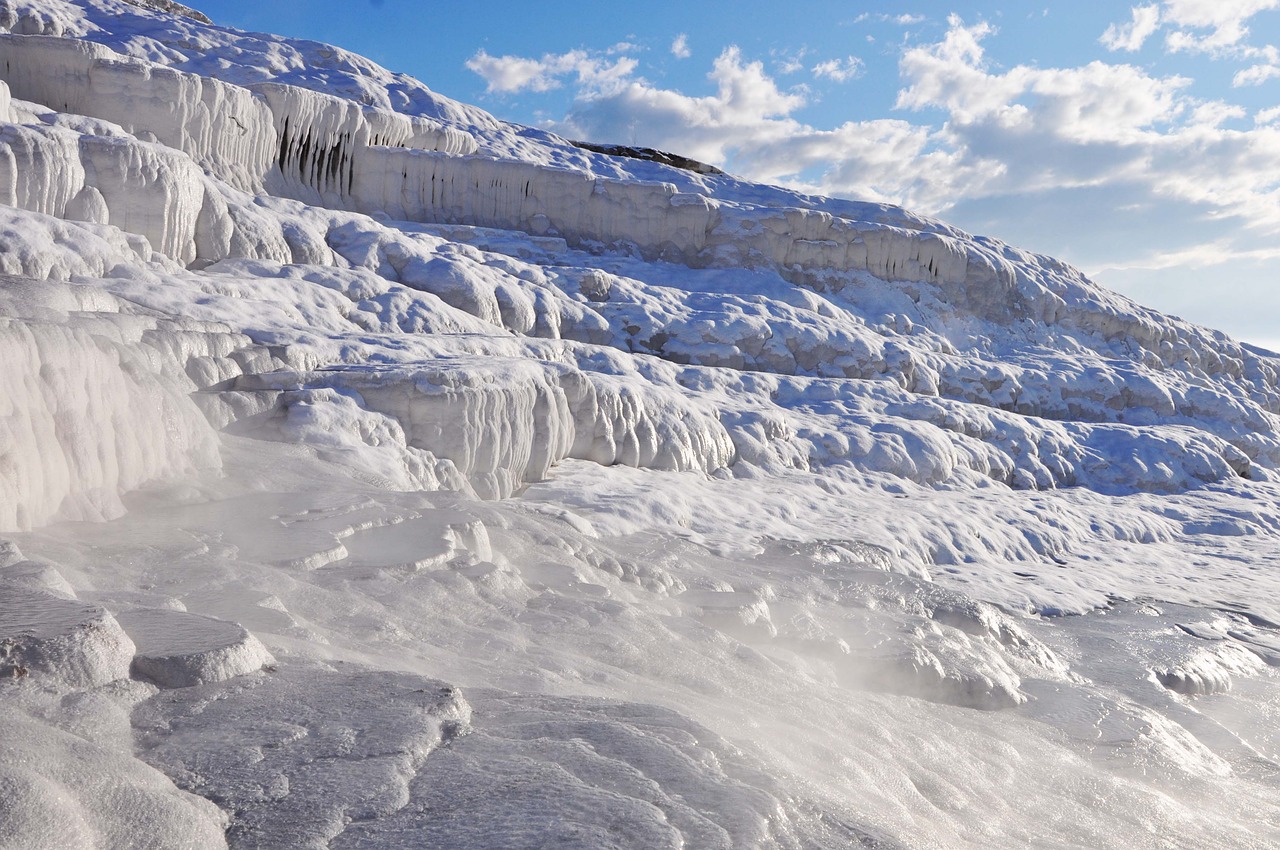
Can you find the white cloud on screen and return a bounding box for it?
[546,45,992,210]
[705,47,806,118]
[468,16,1280,347]
[894,16,1024,125]
[1093,239,1280,272]
[898,14,1193,140]
[897,16,1193,143]
[1257,105,1280,124]
[1158,0,1280,59]
[1161,0,1280,50]
[465,51,560,94]
[852,13,925,26]
[465,48,638,95]
[893,16,1280,230]
[1233,47,1280,83]
[773,47,809,76]
[554,46,805,166]
[671,33,691,60]
[1190,101,1247,126]
[1102,1,1280,62]
[1234,62,1280,84]
[812,56,864,83]
[1100,5,1162,51]
[489,15,1280,261]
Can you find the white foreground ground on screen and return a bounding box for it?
[1,2,1280,847]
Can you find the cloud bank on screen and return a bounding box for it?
[462,8,1280,345]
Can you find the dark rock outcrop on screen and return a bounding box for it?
[572,140,725,175]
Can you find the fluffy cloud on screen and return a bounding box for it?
[541,45,992,210]
[1235,62,1280,84]
[1257,105,1280,124]
[812,56,864,83]
[551,47,804,166]
[900,16,1191,143]
[462,14,1280,344]
[1161,0,1280,51]
[467,16,1280,267]
[1101,1,1280,56]
[895,16,1280,230]
[671,34,691,60]
[1100,5,1162,51]
[465,48,637,95]
[1231,44,1280,84]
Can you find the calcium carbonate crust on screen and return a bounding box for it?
[1,2,1280,849]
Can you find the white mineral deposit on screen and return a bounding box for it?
[1,1,1278,847]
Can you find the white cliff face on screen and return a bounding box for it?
[0,279,224,530]
[0,34,275,190]
[238,356,736,499]
[1,3,1280,849]
[0,31,974,289]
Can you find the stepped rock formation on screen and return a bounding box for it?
[1,2,1279,848]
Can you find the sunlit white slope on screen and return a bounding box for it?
[1,2,1279,848]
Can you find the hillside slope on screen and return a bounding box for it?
[1,2,1279,848]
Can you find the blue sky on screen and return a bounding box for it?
[195,1,1280,350]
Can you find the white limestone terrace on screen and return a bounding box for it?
[0,3,1275,499]
[120,0,207,23]
[0,0,1274,601]
[1,1,1280,848]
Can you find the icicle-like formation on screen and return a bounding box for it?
[0,280,223,531]
[349,147,1006,289]
[239,357,737,500]
[0,33,475,197]
[0,32,1002,291]
[258,82,475,204]
[0,34,272,190]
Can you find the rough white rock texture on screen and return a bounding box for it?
[258,81,476,199]
[0,111,265,265]
[0,34,472,267]
[0,538,23,567]
[0,586,133,687]
[1,672,230,850]
[114,607,275,688]
[0,278,222,530]
[0,3,1279,849]
[120,0,208,23]
[0,204,169,279]
[0,34,274,191]
[239,357,736,499]
[0,557,77,596]
[328,689,887,850]
[133,664,472,850]
[0,5,1274,479]
[0,27,1023,295]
